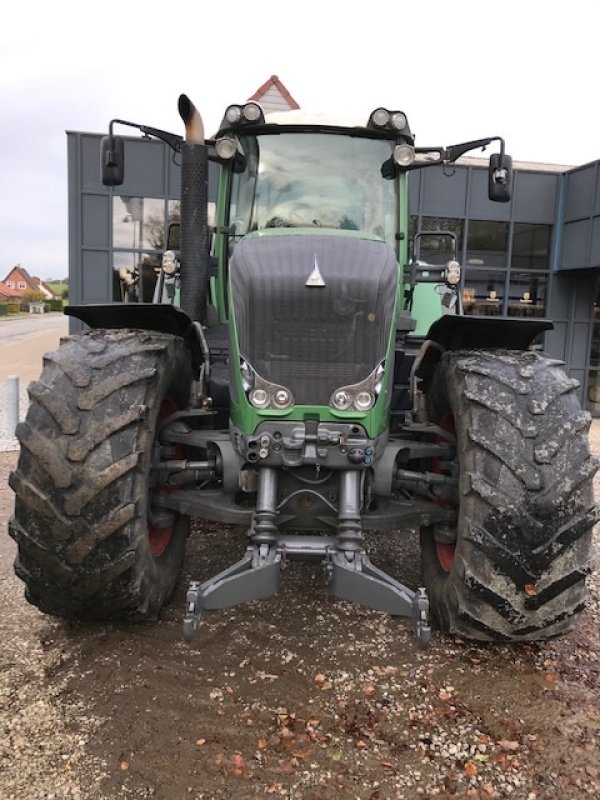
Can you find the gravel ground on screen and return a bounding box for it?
[0,421,599,799]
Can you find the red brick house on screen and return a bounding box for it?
[0,265,59,300]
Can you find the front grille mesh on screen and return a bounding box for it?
[231,234,397,405]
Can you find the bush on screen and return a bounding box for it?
[0,304,7,316]
[47,298,64,312]
[22,290,45,303]
[7,303,20,315]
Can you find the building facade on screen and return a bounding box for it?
[66,129,600,415]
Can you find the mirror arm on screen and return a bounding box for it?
[443,136,505,164]
[108,118,183,153]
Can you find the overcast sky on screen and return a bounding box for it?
[1,0,598,280]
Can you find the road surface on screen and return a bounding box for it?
[0,313,69,385]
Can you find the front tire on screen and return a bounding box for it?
[421,349,598,641]
[9,328,191,620]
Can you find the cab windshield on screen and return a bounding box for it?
[229,132,398,249]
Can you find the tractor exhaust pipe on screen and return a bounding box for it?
[178,94,208,325]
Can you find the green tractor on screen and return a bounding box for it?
[9,95,598,647]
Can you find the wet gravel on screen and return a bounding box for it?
[0,426,599,799]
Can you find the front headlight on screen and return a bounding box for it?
[354,391,375,411]
[445,260,461,286]
[161,250,178,275]
[240,359,294,411]
[367,108,412,137]
[370,107,390,127]
[332,390,353,411]
[221,103,265,129]
[273,389,293,409]
[215,137,238,160]
[225,105,242,124]
[243,102,262,122]
[393,143,415,167]
[249,388,269,409]
[329,362,384,413]
[391,112,407,131]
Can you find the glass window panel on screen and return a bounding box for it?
[416,217,463,265]
[507,273,547,318]
[167,200,181,250]
[165,199,214,252]
[113,197,166,250]
[466,220,508,268]
[113,251,138,302]
[593,275,600,321]
[113,197,142,249]
[168,199,181,226]
[231,133,398,248]
[587,276,600,413]
[589,311,600,368]
[138,253,161,301]
[462,269,506,316]
[586,367,600,412]
[112,252,161,303]
[590,335,600,370]
[142,199,167,250]
[511,223,551,270]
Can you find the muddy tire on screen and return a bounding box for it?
[9,328,191,620]
[421,349,599,641]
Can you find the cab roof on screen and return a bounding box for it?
[264,109,374,129]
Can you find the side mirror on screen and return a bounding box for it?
[101,135,125,186]
[488,152,513,203]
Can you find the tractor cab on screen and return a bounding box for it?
[211,106,412,325]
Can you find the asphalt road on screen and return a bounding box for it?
[0,313,70,446]
[0,312,69,385]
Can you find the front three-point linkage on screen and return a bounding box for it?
[326,471,431,648]
[183,467,430,648]
[183,467,282,640]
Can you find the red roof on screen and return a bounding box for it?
[0,282,23,299]
[248,75,300,110]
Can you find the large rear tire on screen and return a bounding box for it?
[421,349,598,641]
[9,328,191,620]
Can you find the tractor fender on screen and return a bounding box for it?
[426,315,553,351]
[65,303,204,373]
[65,303,193,337]
[415,315,554,388]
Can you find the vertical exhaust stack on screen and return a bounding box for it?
[178,94,208,324]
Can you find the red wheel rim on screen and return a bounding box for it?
[435,541,456,573]
[434,412,457,572]
[148,525,172,558]
[148,397,180,559]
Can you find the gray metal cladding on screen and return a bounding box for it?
[230,233,398,405]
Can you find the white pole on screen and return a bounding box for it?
[7,375,19,436]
